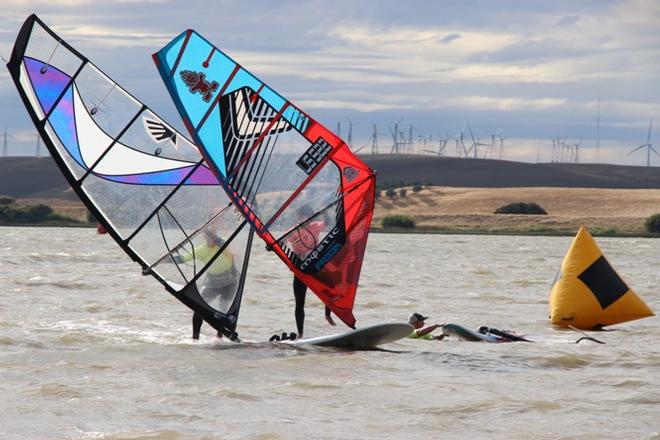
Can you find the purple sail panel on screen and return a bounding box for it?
[48,84,84,167]
[98,164,218,186]
[24,57,71,115]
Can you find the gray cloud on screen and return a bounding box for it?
[0,0,658,164]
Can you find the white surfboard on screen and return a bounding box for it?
[285,322,413,349]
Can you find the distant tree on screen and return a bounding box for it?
[645,214,660,233]
[386,188,397,199]
[87,210,98,223]
[0,195,15,206]
[412,183,423,192]
[375,190,381,200]
[494,202,547,215]
[0,203,79,224]
[399,188,407,198]
[382,214,416,229]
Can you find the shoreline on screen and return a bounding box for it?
[370,226,660,238]
[2,223,658,238]
[5,185,660,238]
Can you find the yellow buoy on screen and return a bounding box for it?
[549,226,654,329]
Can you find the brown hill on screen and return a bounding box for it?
[374,186,660,235]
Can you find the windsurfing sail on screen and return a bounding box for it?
[7,15,254,339]
[153,30,376,328]
[549,226,654,329]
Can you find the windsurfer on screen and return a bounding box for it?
[175,229,238,339]
[288,205,334,339]
[407,313,445,340]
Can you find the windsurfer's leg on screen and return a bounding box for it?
[325,305,336,326]
[293,276,306,337]
[192,313,203,340]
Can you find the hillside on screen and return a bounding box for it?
[361,155,660,189]
[2,156,660,201]
[2,156,660,235]
[373,186,660,235]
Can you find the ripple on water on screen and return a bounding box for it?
[22,279,94,290]
[531,353,594,369]
[25,383,84,399]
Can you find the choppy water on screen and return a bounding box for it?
[1,227,659,439]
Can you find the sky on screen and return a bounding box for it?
[1,0,659,165]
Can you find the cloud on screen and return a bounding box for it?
[556,14,582,27]
[440,33,462,44]
[450,96,566,111]
[53,24,172,47]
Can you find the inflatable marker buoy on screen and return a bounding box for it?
[549,226,654,329]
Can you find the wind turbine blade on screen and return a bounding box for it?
[628,144,647,155]
[467,123,476,144]
[647,118,653,145]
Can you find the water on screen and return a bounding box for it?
[1,227,659,439]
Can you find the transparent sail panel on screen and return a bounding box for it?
[24,20,83,79]
[75,64,142,139]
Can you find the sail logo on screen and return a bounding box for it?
[296,137,332,175]
[300,226,343,272]
[343,166,359,182]
[180,70,219,102]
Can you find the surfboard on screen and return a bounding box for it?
[441,323,528,343]
[285,322,413,349]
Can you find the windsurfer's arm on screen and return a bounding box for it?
[414,324,444,338]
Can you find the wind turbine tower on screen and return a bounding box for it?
[389,119,402,154]
[370,124,378,155]
[628,119,657,167]
[35,135,42,158]
[2,126,11,157]
[595,97,601,163]
[346,118,358,148]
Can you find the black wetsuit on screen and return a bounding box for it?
[293,276,307,336]
[192,313,222,340]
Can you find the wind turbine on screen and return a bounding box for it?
[389,118,402,154]
[422,134,450,156]
[465,123,479,159]
[497,131,508,160]
[2,125,13,157]
[346,118,359,148]
[35,134,42,158]
[571,140,582,163]
[628,119,657,167]
[370,123,378,154]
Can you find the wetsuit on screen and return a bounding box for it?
[288,219,326,337]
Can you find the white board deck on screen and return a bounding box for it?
[286,322,413,349]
